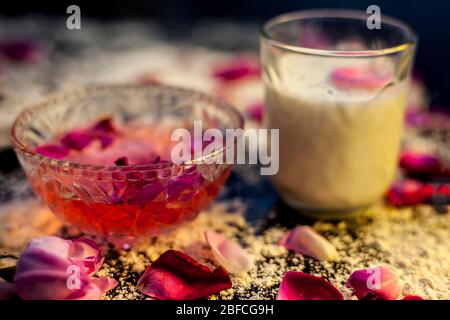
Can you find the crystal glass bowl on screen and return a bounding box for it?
[11,84,244,247]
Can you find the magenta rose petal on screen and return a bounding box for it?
[69,277,118,300]
[329,66,389,90]
[346,266,403,300]
[204,229,254,274]
[386,180,434,206]
[60,131,94,151]
[279,226,339,261]
[137,250,232,300]
[277,271,344,300]
[35,144,69,159]
[400,150,443,178]
[69,238,105,274]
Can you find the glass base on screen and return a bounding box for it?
[281,195,370,220]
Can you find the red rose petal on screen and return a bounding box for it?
[35,144,70,159]
[402,295,425,300]
[69,238,104,275]
[386,180,434,206]
[61,131,94,151]
[277,271,344,300]
[0,40,41,63]
[330,66,389,90]
[137,250,232,300]
[213,58,260,82]
[346,266,403,300]
[92,118,115,133]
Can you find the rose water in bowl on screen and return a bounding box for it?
[11,85,243,248]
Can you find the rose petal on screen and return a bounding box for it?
[61,131,94,151]
[329,66,389,90]
[69,277,118,300]
[14,269,91,300]
[346,266,403,300]
[402,295,425,300]
[247,102,264,124]
[400,150,445,178]
[204,229,254,274]
[69,238,104,274]
[0,40,41,63]
[97,135,114,149]
[35,144,69,159]
[213,58,260,82]
[137,250,232,300]
[386,180,434,206]
[92,118,115,133]
[277,271,344,300]
[13,236,115,300]
[279,226,339,261]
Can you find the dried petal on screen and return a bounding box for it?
[277,271,344,300]
[137,250,232,300]
[279,226,339,261]
[204,229,254,274]
[386,180,434,206]
[402,295,425,300]
[346,266,403,300]
[330,66,389,90]
[61,131,94,151]
[35,144,69,159]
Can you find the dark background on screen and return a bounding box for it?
[1,0,450,107]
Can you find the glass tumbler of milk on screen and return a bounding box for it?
[260,10,417,218]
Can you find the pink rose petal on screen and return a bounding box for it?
[35,144,69,159]
[137,250,232,300]
[386,180,434,206]
[346,266,403,300]
[279,226,339,261]
[330,66,390,90]
[204,229,254,274]
[277,271,344,300]
[12,236,116,300]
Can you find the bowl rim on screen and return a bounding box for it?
[261,9,417,58]
[11,83,245,172]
